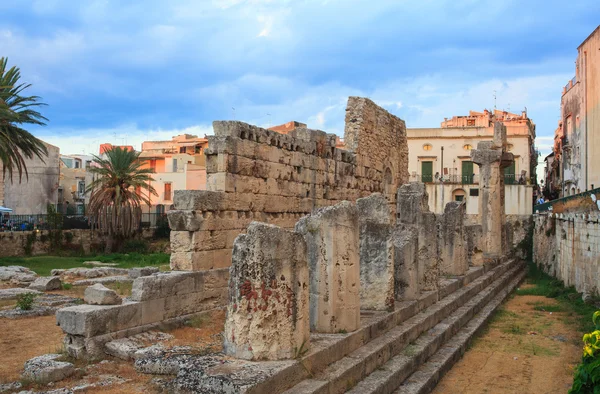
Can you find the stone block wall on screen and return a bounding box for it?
[0,228,156,258]
[533,212,600,297]
[57,269,229,359]
[169,97,408,271]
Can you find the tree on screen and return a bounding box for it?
[87,147,157,252]
[0,57,48,182]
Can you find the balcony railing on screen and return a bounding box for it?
[410,174,480,185]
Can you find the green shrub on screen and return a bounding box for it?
[570,311,600,393]
[62,283,73,290]
[64,232,74,244]
[16,292,37,310]
[121,239,150,254]
[24,232,37,256]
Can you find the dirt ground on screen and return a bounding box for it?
[0,308,226,392]
[433,287,583,394]
[0,315,65,383]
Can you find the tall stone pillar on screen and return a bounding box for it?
[471,122,514,263]
[295,201,361,333]
[357,194,394,311]
[223,222,310,361]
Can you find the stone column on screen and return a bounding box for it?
[357,193,394,311]
[471,122,514,263]
[438,201,468,275]
[295,201,361,333]
[395,183,439,296]
[223,222,310,361]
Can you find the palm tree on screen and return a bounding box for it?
[87,147,157,252]
[0,57,48,182]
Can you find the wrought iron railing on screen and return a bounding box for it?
[0,213,167,232]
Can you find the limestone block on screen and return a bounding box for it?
[128,267,160,279]
[357,193,394,311]
[56,302,142,337]
[223,222,310,361]
[130,269,229,302]
[295,201,361,333]
[397,183,429,225]
[173,190,227,211]
[167,210,203,232]
[22,354,75,384]
[84,284,122,305]
[29,276,62,291]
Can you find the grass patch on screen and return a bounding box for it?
[185,314,212,329]
[107,281,133,296]
[532,303,564,313]
[519,261,598,332]
[0,253,170,276]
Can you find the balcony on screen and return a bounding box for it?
[410,174,480,185]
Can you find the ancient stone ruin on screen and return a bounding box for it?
[52,97,530,393]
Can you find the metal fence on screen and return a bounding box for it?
[0,213,168,232]
[534,187,600,213]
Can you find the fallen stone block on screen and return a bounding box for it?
[51,269,66,276]
[105,331,174,360]
[29,276,62,291]
[0,288,42,300]
[83,261,119,267]
[0,266,36,281]
[128,267,160,279]
[73,276,132,286]
[9,272,38,287]
[84,283,122,305]
[21,354,75,384]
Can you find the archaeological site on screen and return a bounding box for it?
[16,96,538,393]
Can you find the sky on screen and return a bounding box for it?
[1,0,599,175]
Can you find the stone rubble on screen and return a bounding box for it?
[0,288,42,300]
[128,267,160,279]
[104,331,174,360]
[21,354,76,384]
[72,276,132,286]
[29,276,62,291]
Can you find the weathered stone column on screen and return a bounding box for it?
[223,222,310,360]
[438,201,468,275]
[295,201,361,333]
[471,122,514,263]
[395,183,439,297]
[357,194,394,311]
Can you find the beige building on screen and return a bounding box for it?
[554,25,600,196]
[58,155,95,214]
[0,141,60,214]
[407,109,536,215]
[140,134,208,213]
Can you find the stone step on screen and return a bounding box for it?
[346,266,526,394]
[281,260,523,394]
[393,269,527,394]
[248,265,492,394]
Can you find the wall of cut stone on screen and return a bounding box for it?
[533,212,600,297]
[169,97,408,271]
[57,268,229,359]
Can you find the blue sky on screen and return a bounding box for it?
[1,0,599,167]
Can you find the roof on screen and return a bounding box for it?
[578,25,600,49]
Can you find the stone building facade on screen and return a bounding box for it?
[407,109,536,216]
[552,25,600,196]
[0,141,60,214]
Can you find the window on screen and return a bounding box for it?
[150,160,156,171]
[461,161,474,184]
[455,195,464,202]
[423,144,433,151]
[467,119,475,126]
[421,161,433,183]
[75,161,81,169]
[463,144,473,151]
[195,145,201,154]
[164,183,172,201]
[77,181,85,196]
[469,188,479,197]
[173,158,178,172]
[179,146,186,154]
